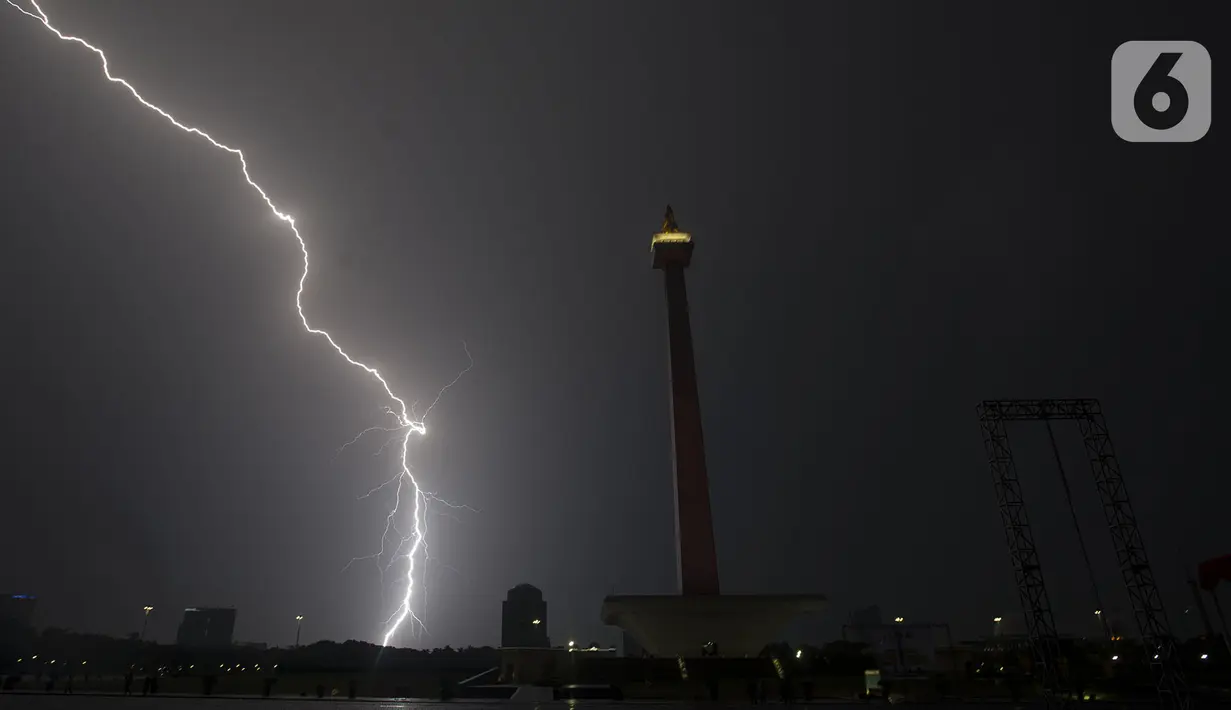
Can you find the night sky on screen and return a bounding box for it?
[0,1,1225,650]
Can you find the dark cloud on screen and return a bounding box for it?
[0,0,1224,649]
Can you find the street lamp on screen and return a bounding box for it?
[139,607,154,642]
[894,617,905,623]
[295,615,305,647]
[531,619,541,625]
[1093,608,1116,640]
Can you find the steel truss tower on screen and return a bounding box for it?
[977,398,1188,710]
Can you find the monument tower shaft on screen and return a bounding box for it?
[652,206,721,596]
[598,207,825,657]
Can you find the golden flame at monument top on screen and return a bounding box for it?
[652,204,692,247]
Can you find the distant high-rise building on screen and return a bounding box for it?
[0,595,37,629]
[176,607,236,648]
[0,594,37,646]
[501,584,548,648]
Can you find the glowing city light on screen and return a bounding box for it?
[993,617,1002,623]
[651,230,692,246]
[3,0,470,646]
[531,619,541,625]
[894,617,905,623]
[772,658,785,679]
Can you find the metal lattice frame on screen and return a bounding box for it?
[978,406,1064,699]
[977,399,1188,710]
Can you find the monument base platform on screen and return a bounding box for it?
[601,593,826,658]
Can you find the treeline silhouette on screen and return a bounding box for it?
[1,626,499,676]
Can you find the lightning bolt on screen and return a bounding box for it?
[5,0,464,646]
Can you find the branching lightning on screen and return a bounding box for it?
[5,0,468,646]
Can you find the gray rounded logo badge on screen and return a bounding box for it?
[1112,41,1211,143]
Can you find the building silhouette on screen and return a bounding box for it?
[176,607,236,648]
[501,584,548,648]
[0,595,37,630]
[0,594,37,648]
